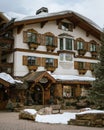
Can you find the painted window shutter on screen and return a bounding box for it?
[74,40,77,50]
[41,34,45,45]
[37,33,41,44]
[85,62,90,70]
[42,58,46,66]
[54,36,58,47]
[74,61,78,69]
[23,31,28,43]
[36,57,41,66]
[23,56,28,65]
[54,59,58,67]
[58,22,62,29]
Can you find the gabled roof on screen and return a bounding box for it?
[13,10,102,40]
[23,71,56,83]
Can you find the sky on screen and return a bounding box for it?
[0,0,104,28]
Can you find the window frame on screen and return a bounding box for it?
[45,58,54,67]
[27,56,37,66]
[45,35,54,46]
[59,37,73,51]
[27,32,37,43]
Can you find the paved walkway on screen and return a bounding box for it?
[0,111,103,130]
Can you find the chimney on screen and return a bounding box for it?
[36,7,48,15]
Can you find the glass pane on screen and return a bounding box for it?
[60,53,64,61]
[28,56,36,65]
[90,44,96,51]
[46,58,54,66]
[65,54,72,61]
[78,62,84,69]
[65,38,72,50]
[61,22,69,31]
[77,41,84,49]
[46,36,53,45]
[60,38,63,50]
[27,32,37,43]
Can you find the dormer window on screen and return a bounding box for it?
[59,22,73,31]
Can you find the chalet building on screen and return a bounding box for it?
[0,7,102,109]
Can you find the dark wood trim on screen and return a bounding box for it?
[0,78,10,87]
[75,55,98,60]
[14,48,58,56]
[56,80,92,85]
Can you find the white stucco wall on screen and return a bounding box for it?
[13,20,100,77]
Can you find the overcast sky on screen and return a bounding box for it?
[0,0,104,28]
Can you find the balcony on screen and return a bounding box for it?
[46,45,56,52]
[45,66,56,72]
[91,51,97,58]
[28,43,40,50]
[78,69,87,75]
[78,49,86,56]
[28,65,38,71]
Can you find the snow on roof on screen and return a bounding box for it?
[0,72,23,84]
[2,11,26,21]
[15,10,102,31]
[51,74,95,82]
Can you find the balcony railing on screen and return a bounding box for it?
[78,69,87,75]
[45,65,56,72]
[28,43,40,50]
[78,49,86,56]
[46,45,56,52]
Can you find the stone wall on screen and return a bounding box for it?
[68,112,104,127]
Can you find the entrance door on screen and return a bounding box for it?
[31,84,43,105]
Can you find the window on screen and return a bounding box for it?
[78,62,85,69]
[27,32,37,43]
[59,53,72,61]
[60,22,73,31]
[60,53,64,61]
[60,38,64,50]
[63,85,75,98]
[65,53,72,61]
[90,44,96,51]
[59,38,73,50]
[46,58,54,67]
[46,36,54,46]
[77,41,84,49]
[27,56,36,66]
[61,22,69,31]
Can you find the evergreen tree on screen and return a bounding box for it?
[88,29,104,109]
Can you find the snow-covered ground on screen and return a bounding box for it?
[24,109,104,124]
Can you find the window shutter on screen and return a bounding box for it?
[85,62,90,70]
[23,56,28,65]
[36,57,41,66]
[54,59,58,67]
[74,40,77,50]
[74,61,78,69]
[54,36,58,47]
[37,33,41,44]
[42,58,46,66]
[68,23,73,31]
[88,42,91,51]
[41,34,45,45]
[58,22,62,29]
[85,42,88,51]
[23,31,28,43]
